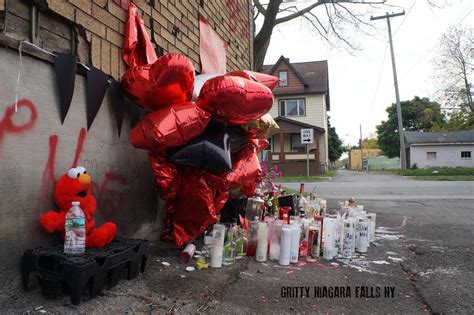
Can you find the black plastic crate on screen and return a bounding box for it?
[22,237,150,305]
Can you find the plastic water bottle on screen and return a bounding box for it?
[64,201,86,254]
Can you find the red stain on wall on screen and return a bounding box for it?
[0,99,38,146]
[225,0,249,37]
[36,128,87,214]
[35,127,129,237]
[92,172,128,220]
[71,128,86,168]
[36,135,59,210]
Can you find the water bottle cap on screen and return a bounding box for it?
[71,201,80,206]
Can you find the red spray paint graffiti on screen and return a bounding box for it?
[92,172,128,220]
[35,128,129,237]
[0,99,38,147]
[225,0,249,37]
[71,128,87,168]
[35,135,59,216]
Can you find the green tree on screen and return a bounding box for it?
[362,137,379,149]
[328,116,344,162]
[376,96,444,158]
[431,110,474,132]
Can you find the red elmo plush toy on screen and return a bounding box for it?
[40,166,116,248]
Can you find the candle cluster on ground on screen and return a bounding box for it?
[189,188,377,269]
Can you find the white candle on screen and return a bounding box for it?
[269,220,283,261]
[323,218,335,260]
[356,219,370,253]
[349,218,357,253]
[333,218,341,257]
[279,226,292,266]
[290,225,301,263]
[256,222,268,262]
[342,221,354,259]
[368,213,376,242]
[338,219,345,254]
[210,224,226,268]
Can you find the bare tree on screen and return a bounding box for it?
[253,0,391,70]
[432,26,473,112]
[253,0,450,71]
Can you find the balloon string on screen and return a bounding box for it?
[14,40,116,103]
[14,41,24,112]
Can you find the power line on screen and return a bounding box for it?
[393,0,417,37]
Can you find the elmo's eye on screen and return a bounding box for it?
[67,168,78,179]
[76,166,86,175]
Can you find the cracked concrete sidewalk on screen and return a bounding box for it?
[1,190,473,314]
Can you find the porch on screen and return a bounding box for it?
[262,117,326,176]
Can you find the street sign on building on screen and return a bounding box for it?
[301,128,314,144]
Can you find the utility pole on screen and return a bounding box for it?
[359,124,364,171]
[371,11,407,170]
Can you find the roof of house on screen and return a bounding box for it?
[404,131,474,146]
[262,55,330,110]
[274,116,326,134]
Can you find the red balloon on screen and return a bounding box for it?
[226,70,279,90]
[172,169,229,246]
[130,102,210,152]
[121,65,154,111]
[121,54,195,111]
[197,75,274,125]
[149,54,195,109]
[122,3,157,68]
[149,152,181,204]
[226,144,263,190]
[240,183,257,197]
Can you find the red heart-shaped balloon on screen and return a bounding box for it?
[130,101,210,152]
[197,75,274,125]
[121,54,195,111]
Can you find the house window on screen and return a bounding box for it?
[279,99,306,116]
[426,152,437,160]
[268,136,273,152]
[461,151,471,159]
[278,71,288,87]
[290,134,306,152]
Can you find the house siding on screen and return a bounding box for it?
[271,63,305,93]
[409,144,474,168]
[269,94,328,167]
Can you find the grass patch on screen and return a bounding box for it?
[409,175,474,181]
[381,167,474,176]
[279,170,336,182]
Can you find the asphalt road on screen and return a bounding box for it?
[1,171,473,314]
[280,170,474,200]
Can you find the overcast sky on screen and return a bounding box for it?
[261,0,474,147]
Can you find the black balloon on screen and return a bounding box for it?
[226,125,250,153]
[169,126,232,173]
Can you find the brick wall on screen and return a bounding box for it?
[43,0,252,80]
